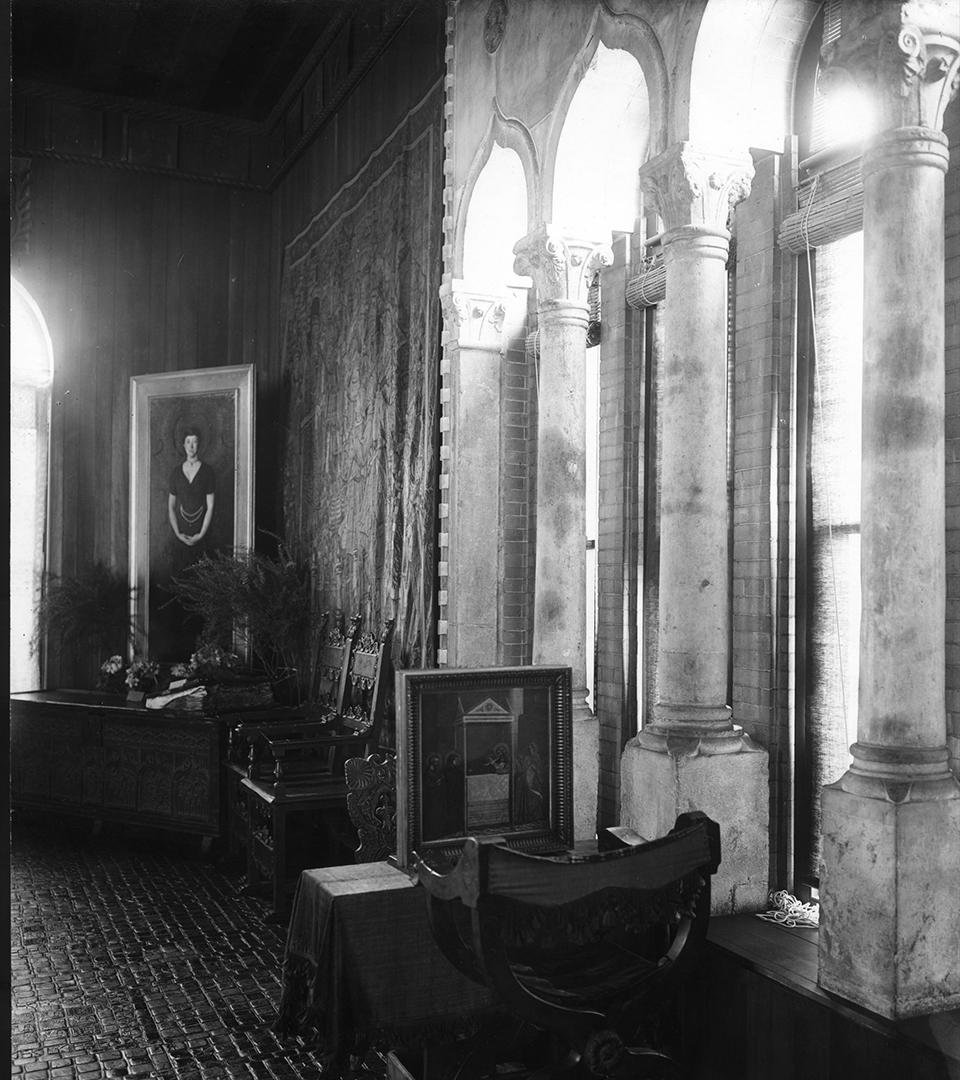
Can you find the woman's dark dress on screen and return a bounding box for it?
[153,461,216,661]
[168,461,216,574]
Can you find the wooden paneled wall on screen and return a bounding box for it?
[13,0,445,688]
[14,157,272,687]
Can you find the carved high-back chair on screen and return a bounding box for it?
[344,751,397,862]
[311,611,362,716]
[338,617,395,749]
[227,612,361,778]
[415,811,721,1079]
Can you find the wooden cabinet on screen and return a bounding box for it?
[10,690,225,842]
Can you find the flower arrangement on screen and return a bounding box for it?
[188,643,242,682]
[97,654,128,693]
[125,657,160,693]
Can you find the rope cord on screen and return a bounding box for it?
[756,889,820,928]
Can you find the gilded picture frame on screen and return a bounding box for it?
[395,665,573,869]
[129,365,255,664]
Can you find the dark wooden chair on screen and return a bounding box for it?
[233,611,362,782]
[415,811,721,1079]
[241,616,396,917]
[344,750,397,862]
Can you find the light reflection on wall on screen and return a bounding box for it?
[11,277,54,692]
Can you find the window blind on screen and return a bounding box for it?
[779,155,863,253]
[624,254,665,309]
[801,230,863,881]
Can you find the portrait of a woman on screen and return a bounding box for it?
[167,426,216,573]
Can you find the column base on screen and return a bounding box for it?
[572,687,598,843]
[620,731,768,914]
[819,770,960,1019]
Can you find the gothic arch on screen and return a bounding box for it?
[541,4,667,226]
[452,105,539,285]
[681,0,821,153]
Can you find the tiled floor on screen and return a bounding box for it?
[9,814,347,1079]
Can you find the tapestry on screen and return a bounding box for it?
[280,96,441,669]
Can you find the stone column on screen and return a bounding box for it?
[438,281,517,668]
[513,225,611,839]
[620,143,769,913]
[817,3,960,1019]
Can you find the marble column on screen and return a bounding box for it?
[513,225,611,839]
[620,143,769,913]
[438,281,521,668]
[817,3,960,1019]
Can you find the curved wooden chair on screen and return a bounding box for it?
[415,811,721,1080]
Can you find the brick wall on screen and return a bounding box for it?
[944,98,960,779]
[500,333,535,668]
[595,234,643,828]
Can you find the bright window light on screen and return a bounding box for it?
[10,277,54,692]
[815,78,877,151]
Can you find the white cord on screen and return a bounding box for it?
[756,889,820,928]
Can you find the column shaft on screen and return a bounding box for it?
[859,131,947,756]
[513,226,612,840]
[438,283,512,668]
[656,228,731,721]
[532,299,588,683]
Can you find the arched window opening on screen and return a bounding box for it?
[793,2,864,891]
[554,43,648,714]
[553,43,648,239]
[11,277,54,692]
[462,143,529,290]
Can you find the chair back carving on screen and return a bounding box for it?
[339,617,395,748]
[344,751,397,862]
[415,811,721,1078]
[310,611,361,715]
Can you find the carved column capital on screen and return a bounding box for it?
[439,281,508,351]
[820,2,960,132]
[512,225,612,305]
[638,143,754,236]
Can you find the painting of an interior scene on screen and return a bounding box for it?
[9,0,960,1077]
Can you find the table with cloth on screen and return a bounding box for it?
[275,861,502,1067]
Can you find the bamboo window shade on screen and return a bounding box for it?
[779,0,864,254]
[779,155,863,253]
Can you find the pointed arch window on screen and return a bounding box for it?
[11,278,54,691]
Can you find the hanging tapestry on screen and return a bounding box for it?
[279,93,441,669]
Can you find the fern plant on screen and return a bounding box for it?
[170,543,319,693]
[35,563,135,661]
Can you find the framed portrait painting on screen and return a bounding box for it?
[129,365,255,663]
[395,665,573,869]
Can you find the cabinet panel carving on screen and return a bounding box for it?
[10,692,223,837]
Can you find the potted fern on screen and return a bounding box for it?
[35,563,136,686]
[169,541,319,705]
